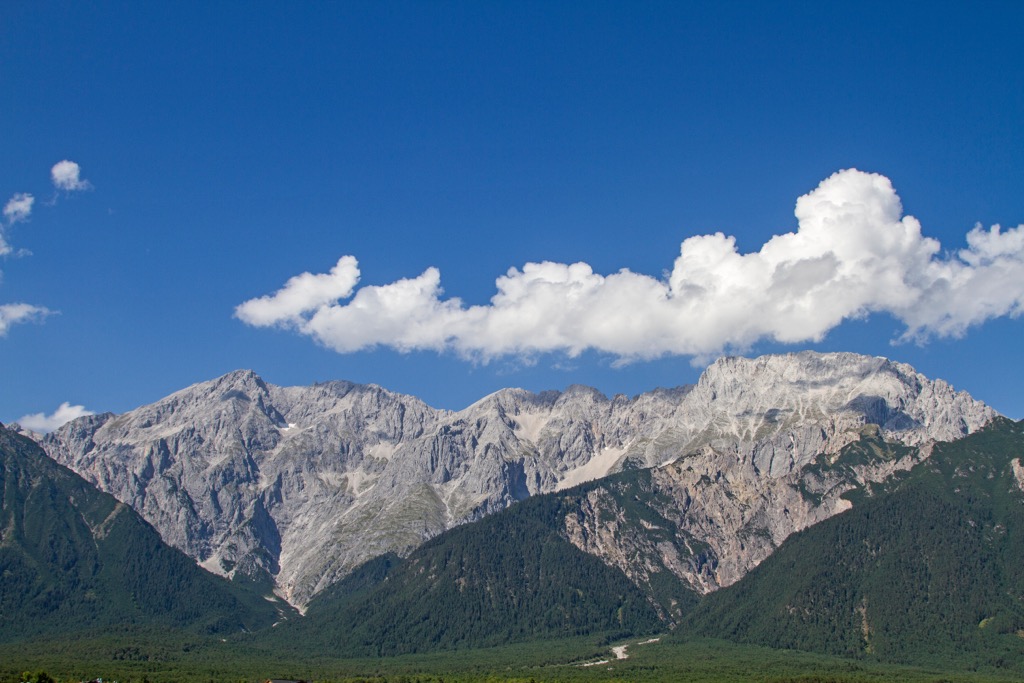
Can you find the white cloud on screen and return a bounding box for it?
[235,169,1024,362]
[51,160,91,192]
[18,402,95,434]
[1,159,86,338]
[0,303,52,336]
[3,193,34,228]
[235,255,361,326]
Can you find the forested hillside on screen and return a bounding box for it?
[266,473,672,656]
[684,418,1024,671]
[0,424,289,643]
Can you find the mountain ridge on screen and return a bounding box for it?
[258,418,1024,666]
[39,351,997,607]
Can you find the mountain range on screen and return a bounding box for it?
[37,351,995,608]
[6,349,1023,675]
[261,416,1024,670]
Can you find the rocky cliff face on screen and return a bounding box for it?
[41,351,996,607]
[560,424,930,623]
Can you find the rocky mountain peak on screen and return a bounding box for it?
[39,351,996,607]
[215,367,269,389]
[559,383,608,400]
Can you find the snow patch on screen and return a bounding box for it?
[557,446,626,491]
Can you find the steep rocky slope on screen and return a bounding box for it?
[560,423,924,615]
[40,351,995,607]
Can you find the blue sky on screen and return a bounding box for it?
[2,1,1023,428]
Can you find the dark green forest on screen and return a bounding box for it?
[685,418,1024,671]
[0,426,288,643]
[6,632,1024,683]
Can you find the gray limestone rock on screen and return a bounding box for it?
[41,351,996,607]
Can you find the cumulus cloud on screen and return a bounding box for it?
[18,402,94,434]
[51,160,91,192]
[235,255,361,326]
[0,303,52,336]
[235,169,1024,362]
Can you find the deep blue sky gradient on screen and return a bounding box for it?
[2,1,1022,419]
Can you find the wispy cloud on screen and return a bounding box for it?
[236,169,1024,362]
[0,303,52,337]
[3,193,34,230]
[17,401,94,433]
[51,160,91,192]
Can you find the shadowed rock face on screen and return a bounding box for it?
[40,352,996,607]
